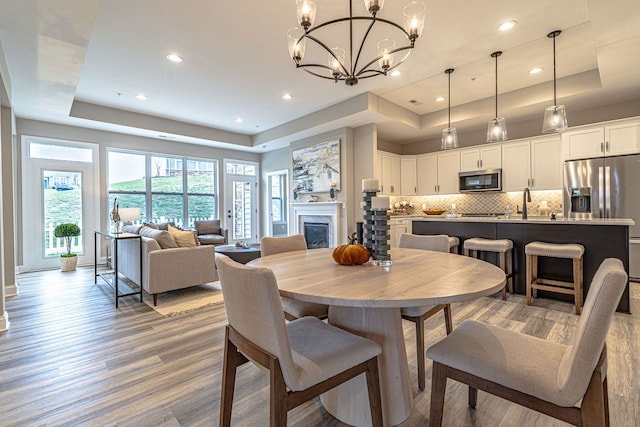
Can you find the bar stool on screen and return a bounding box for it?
[463,238,513,300]
[525,241,584,315]
[448,236,459,254]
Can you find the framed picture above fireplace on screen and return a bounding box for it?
[292,139,340,193]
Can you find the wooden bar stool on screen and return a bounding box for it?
[525,241,584,314]
[448,236,459,254]
[463,238,513,300]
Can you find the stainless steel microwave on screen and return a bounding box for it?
[458,169,502,193]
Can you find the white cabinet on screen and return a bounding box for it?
[378,152,401,195]
[459,144,502,171]
[563,120,640,160]
[400,157,417,195]
[390,217,409,248]
[417,151,460,195]
[502,136,562,192]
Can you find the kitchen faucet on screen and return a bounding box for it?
[522,187,532,219]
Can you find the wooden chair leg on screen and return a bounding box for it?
[574,257,583,315]
[498,252,507,300]
[430,361,448,427]
[365,358,384,427]
[220,330,239,427]
[269,358,288,427]
[532,255,538,298]
[443,304,453,335]
[580,363,608,426]
[153,293,158,306]
[507,248,514,293]
[526,254,533,306]
[416,317,426,391]
[468,386,478,409]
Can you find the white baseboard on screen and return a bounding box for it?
[0,311,8,332]
[5,283,18,297]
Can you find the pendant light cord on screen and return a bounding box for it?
[448,71,451,128]
[495,54,498,118]
[553,33,557,105]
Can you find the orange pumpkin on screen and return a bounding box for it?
[332,233,370,265]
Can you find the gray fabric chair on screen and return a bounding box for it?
[194,220,227,246]
[260,235,329,321]
[215,255,383,427]
[426,258,627,426]
[397,233,453,391]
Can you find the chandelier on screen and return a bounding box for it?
[288,0,426,86]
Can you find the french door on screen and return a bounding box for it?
[22,137,99,271]
[224,160,258,244]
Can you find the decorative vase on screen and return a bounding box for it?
[60,255,78,272]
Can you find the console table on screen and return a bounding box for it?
[94,231,143,307]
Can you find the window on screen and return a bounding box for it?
[108,150,218,227]
[271,174,285,222]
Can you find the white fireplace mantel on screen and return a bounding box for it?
[290,202,344,247]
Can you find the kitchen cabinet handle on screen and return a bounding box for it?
[479,159,483,168]
[606,141,610,152]
[601,142,604,153]
[531,178,534,188]
[390,185,394,193]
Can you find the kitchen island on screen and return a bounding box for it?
[411,216,634,313]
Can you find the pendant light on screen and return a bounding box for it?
[542,30,568,133]
[441,68,458,150]
[486,51,507,142]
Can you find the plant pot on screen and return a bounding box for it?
[60,255,78,272]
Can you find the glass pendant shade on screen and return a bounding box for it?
[287,28,306,62]
[542,30,568,133]
[542,105,567,133]
[487,51,507,142]
[296,0,316,29]
[487,117,508,142]
[328,47,346,79]
[403,2,425,41]
[441,128,458,150]
[377,39,395,70]
[365,0,385,15]
[441,68,458,150]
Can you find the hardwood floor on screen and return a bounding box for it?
[1,267,639,426]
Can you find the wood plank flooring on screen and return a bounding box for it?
[1,267,639,426]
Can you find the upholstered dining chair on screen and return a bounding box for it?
[215,255,384,427]
[260,235,329,321]
[397,233,454,391]
[426,258,627,426]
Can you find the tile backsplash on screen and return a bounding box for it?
[390,190,563,216]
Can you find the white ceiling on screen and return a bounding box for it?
[1,0,639,153]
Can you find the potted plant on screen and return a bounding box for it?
[54,223,81,271]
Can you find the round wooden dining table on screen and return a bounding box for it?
[249,247,506,426]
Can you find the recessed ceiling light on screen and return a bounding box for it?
[135,93,148,100]
[166,53,183,63]
[390,70,401,77]
[497,20,517,32]
[435,96,446,102]
[529,67,543,74]
[234,117,243,123]
[282,93,293,100]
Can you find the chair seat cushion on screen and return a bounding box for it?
[448,236,459,248]
[197,234,226,245]
[525,241,584,259]
[427,320,571,406]
[464,238,513,252]
[286,316,381,391]
[281,297,328,319]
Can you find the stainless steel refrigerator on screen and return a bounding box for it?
[564,154,640,280]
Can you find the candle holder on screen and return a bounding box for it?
[370,209,391,266]
[362,191,376,254]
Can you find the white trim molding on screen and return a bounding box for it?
[291,202,344,248]
[0,311,9,332]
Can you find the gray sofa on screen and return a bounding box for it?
[116,225,218,306]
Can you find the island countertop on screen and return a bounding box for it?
[409,215,635,226]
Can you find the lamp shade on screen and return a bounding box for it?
[118,207,140,222]
[487,117,507,142]
[441,128,458,150]
[542,105,568,133]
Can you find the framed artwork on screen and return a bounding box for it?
[292,139,340,194]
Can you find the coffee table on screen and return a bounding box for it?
[215,244,261,264]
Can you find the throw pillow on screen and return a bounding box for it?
[122,224,142,234]
[168,224,198,247]
[139,226,179,249]
[143,222,159,229]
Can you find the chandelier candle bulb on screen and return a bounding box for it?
[362,178,379,192]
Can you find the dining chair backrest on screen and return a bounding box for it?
[398,233,450,253]
[261,234,307,256]
[215,255,298,387]
[556,257,627,406]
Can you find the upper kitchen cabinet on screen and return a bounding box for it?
[502,136,562,192]
[400,157,417,195]
[459,144,502,172]
[417,151,460,195]
[377,152,401,195]
[562,119,640,160]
